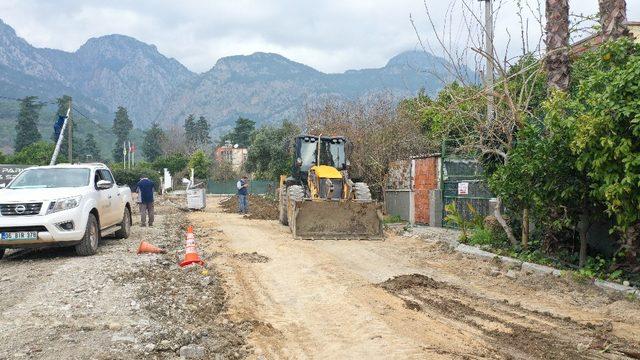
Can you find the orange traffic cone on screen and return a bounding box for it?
[179,226,205,267]
[137,241,167,254]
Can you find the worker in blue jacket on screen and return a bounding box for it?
[236,176,249,214]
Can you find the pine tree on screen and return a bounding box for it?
[112,106,133,161]
[142,122,166,162]
[195,116,211,148]
[83,133,100,161]
[15,96,43,152]
[220,117,255,147]
[184,114,196,153]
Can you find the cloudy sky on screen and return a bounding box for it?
[1,0,638,74]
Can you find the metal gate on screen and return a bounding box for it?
[441,140,493,228]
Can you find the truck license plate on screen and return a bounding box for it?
[1,231,38,240]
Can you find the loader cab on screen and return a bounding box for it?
[293,135,347,178]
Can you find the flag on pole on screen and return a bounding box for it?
[54,115,66,142]
[130,142,135,167]
[127,141,132,169]
[123,142,127,168]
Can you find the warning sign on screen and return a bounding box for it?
[457,182,469,195]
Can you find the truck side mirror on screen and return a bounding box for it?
[96,180,113,189]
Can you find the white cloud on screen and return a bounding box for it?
[0,0,638,73]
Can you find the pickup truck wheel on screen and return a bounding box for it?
[75,214,100,256]
[114,207,131,239]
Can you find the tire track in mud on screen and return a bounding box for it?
[379,274,640,359]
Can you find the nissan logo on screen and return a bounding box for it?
[14,205,26,214]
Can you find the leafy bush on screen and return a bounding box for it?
[444,201,484,241]
[9,141,63,165]
[569,39,640,237]
[188,150,212,180]
[111,166,161,190]
[383,215,404,224]
[244,120,299,180]
[153,153,189,175]
[468,228,495,246]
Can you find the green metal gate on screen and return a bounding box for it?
[441,140,494,228]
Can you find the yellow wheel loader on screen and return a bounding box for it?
[278,135,384,240]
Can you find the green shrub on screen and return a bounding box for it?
[111,166,161,190]
[9,141,63,165]
[383,215,404,224]
[468,228,494,246]
[444,201,484,241]
[189,150,212,180]
[153,153,189,175]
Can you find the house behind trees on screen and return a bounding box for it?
[215,141,248,172]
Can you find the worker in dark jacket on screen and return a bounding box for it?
[236,176,249,214]
[136,177,155,226]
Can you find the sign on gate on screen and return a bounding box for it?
[441,140,494,228]
[457,182,469,195]
[0,165,29,188]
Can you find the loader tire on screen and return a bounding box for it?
[278,185,288,225]
[353,182,372,202]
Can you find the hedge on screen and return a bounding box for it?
[111,167,161,192]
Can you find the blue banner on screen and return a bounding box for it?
[53,115,66,141]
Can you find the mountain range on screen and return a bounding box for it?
[0,18,465,145]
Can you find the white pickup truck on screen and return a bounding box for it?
[0,163,133,258]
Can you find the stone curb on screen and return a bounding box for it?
[594,279,639,295]
[412,229,639,296]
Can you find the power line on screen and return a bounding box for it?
[0,95,59,106]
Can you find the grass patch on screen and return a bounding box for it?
[383,215,405,224]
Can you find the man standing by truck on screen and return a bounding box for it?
[137,176,155,227]
[236,175,249,214]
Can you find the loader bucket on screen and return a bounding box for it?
[289,200,384,240]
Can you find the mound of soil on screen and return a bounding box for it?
[378,274,444,292]
[220,195,279,220]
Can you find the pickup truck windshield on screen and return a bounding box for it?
[8,168,91,189]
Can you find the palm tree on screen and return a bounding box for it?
[599,0,629,40]
[545,0,570,91]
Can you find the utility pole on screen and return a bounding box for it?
[480,0,494,121]
[67,97,73,163]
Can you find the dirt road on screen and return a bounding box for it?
[192,198,640,359]
[1,196,639,359]
[0,199,250,360]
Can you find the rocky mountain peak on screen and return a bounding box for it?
[385,50,441,69]
[0,17,463,133]
[209,52,321,80]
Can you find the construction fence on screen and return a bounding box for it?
[207,180,278,195]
